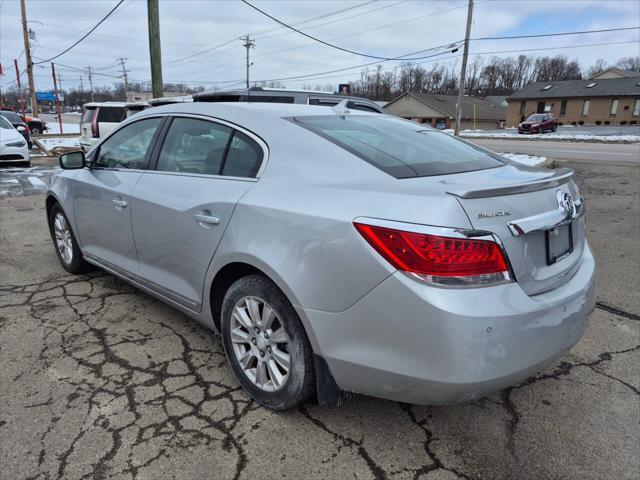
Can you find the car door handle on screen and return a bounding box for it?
[193,213,220,225]
[112,199,128,209]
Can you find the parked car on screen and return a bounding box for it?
[0,110,33,148]
[193,87,385,113]
[0,115,30,166]
[22,114,48,134]
[124,102,149,118]
[47,103,595,410]
[79,102,127,152]
[518,114,557,134]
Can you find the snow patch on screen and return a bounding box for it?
[45,122,80,134]
[38,136,80,149]
[498,152,548,168]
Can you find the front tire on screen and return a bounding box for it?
[48,203,92,274]
[221,275,314,410]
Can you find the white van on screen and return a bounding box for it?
[79,102,127,152]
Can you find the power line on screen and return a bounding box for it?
[472,26,640,41]
[34,0,125,64]
[240,0,463,62]
[167,0,391,67]
[245,39,640,86]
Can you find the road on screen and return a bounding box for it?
[473,139,640,166]
[0,157,638,480]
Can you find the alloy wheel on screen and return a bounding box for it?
[53,212,73,265]
[230,296,291,392]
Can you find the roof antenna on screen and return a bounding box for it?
[331,99,350,115]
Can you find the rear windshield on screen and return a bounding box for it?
[81,107,96,123]
[0,116,13,129]
[97,107,126,123]
[1,111,22,124]
[293,115,504,178]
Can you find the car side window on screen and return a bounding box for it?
[221,131,263,178]
[95,118,162,169]
[156,118,233,175]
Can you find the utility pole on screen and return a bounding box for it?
[80,75,84,93]
[241,35,255,90]
[14,59,26,116]
[20,0,38,116]
[118,57,129,99]
[51,63,63,134]
[86,66,94,101]
[454,0,473,136]
[147,0,163,98]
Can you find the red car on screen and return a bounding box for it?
[518,114,557,134]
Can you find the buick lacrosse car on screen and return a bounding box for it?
[47,102,595,410]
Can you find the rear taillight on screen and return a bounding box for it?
[354,222,511,287]
[91,112,99,138]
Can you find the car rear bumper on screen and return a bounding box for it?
[301,242,596,405]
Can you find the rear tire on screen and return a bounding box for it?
[221,274,314,410]
[48,203,93,274]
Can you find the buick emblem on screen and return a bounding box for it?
[557,190,576,218]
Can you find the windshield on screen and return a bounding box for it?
[293,115,504,178]
[526,114,546,122]
[0,116,13,129]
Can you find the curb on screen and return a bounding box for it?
[461,135,639,144]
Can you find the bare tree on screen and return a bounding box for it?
[615,56,640,72]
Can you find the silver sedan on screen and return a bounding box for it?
[47,102,595,410]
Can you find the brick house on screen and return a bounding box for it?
[384,92,507,130]
[506,69,640,127]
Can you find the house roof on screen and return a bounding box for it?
[590,67,640,79]
[385,92,506,120]
[508,77,640,100]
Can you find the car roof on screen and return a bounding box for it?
[136,102,380,138]
[83,102,128,108]
[193,88,380,105]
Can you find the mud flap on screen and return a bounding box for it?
[314,355,347,407]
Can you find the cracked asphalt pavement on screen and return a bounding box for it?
[0,159,638,480]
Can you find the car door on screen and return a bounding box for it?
[130,115,264,311]
[73,116,164,274]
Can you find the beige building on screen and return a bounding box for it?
[384,93,507,130]
[507,69,640,127]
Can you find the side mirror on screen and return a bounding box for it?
[59,151,86,169]
[16,125,26,132]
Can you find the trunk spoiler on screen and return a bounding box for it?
[446,168,574,199]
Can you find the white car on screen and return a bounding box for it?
[79,102,127,152]
[0,115,30,166]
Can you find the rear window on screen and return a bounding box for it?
[241,95,294,104]
[81,107,96,123]
[1,111,21,124]
[293,115,504,178]
[97,107,126,123]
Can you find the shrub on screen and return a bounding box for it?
[620,121,627,125]
[558,122,563,126]
[630,120,637,124]
[571,121,577,126]
[595,120,602,125]
[578,121,584,125]
[604,120,610,125]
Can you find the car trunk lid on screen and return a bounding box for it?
[442,164,586,295]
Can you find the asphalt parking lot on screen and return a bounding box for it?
[0,158,638,480]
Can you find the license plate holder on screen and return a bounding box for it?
[545,222,573,265]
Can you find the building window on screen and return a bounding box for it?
[610,99,619,115]
[560,99,567,116]
[519,100,526,116]
[634,99,640,116]
[582,100,590,117]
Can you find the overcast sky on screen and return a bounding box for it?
[1,0,639,93]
